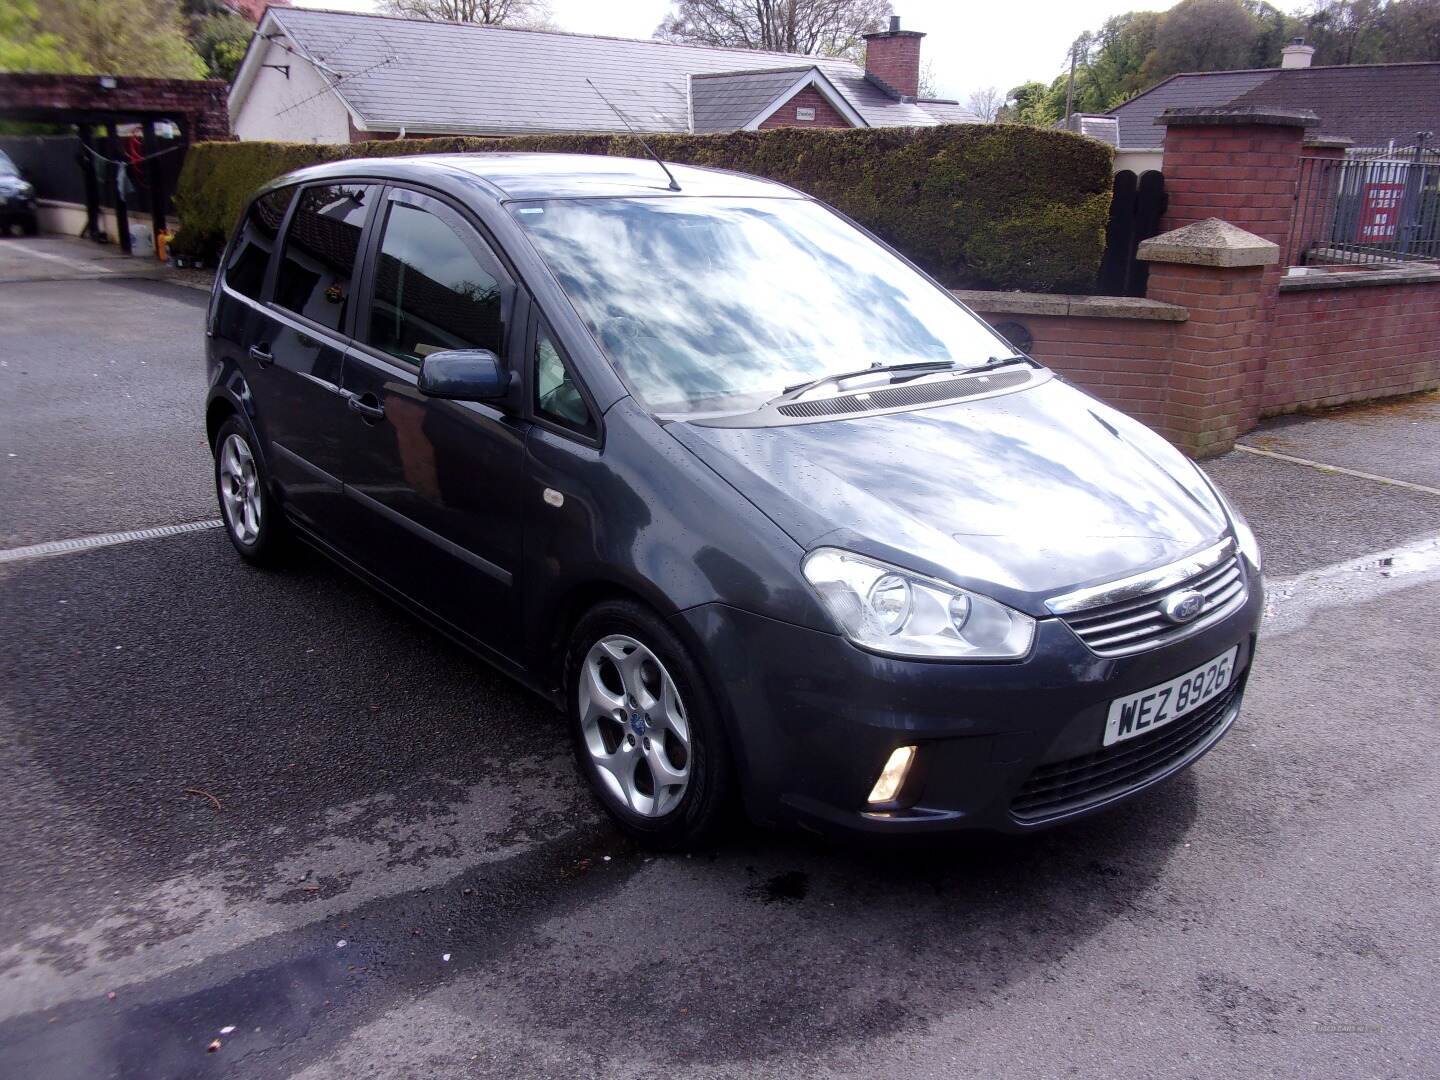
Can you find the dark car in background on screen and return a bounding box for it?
[0,150,38,236]
[204,153,1263,848]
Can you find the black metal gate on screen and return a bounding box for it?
[1098,169,1167,297]
[1290,147,1440,267]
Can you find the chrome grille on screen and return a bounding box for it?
[1061,554,1246,657]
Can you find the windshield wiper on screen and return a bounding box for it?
[968,354,1031,372]
[769,360,959,407]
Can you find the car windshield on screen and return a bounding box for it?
[510,196,1010,418]
[0,152,18,177]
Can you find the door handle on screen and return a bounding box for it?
[249,345,274,367]
[346,392,385,422]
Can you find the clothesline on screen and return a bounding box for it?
[79,141,186,168]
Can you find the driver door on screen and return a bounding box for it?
[339,185,529,659]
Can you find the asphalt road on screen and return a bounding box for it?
[2,240,1438,1079]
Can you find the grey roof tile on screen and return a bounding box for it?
[691,69,808,133]
[1109,71,1272,148]
[1108,63,1440,150]
[916,99,983,124]
[265,8,975,135]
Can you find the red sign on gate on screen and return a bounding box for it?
[1357,182,1405,243]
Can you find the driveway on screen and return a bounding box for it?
[1,237,1438,1079]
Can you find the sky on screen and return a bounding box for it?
[289,0,1184,105]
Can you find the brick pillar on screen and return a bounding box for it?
[1145,107,1317,450]
[1138,219,1280,457]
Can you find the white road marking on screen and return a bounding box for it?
[0,242,116,275]
[1261,533,1440,633]
[1235,443,1440,497]
[0,520,222,564]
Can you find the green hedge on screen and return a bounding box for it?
[173,126,1112,292]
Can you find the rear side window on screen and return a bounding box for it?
[224,186,294,301]
[364,201,507,363]
[273,183,375,333]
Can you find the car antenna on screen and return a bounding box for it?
[585,77,681,192]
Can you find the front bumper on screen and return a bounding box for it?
[673,571,1263,836]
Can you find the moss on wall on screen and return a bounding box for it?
[172,125,1113,293]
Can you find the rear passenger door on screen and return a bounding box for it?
[244,180,376,527]
[339,185,529,657]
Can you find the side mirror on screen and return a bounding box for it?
[417,349,510,402]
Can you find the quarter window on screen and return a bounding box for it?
[273,183,374,333]
[364,201,507,363]
[535,323,593,433]
[225,186,293,301]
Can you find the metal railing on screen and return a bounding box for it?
[1289,147,1440,268]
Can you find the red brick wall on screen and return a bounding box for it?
[961,115,1439,457]
[1264,279,1440,413]
[757,86,852,130]
[968,313,1179,438]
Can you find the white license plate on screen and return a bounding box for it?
[1104,645,1239,747]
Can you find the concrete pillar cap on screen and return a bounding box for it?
[1156,105,1319,129]
[1137,218,1280,267]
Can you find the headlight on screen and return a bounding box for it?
[802,548,1035,660]
[1209,483,1261,572]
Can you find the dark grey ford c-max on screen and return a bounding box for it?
[205,153,1263,848]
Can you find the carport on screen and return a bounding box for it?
[0,73,230,255]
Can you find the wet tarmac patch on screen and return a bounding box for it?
[751,870,809,904]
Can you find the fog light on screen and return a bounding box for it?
[868,745,916,805]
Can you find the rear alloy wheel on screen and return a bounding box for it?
[213,416,287,565]
[567,601,732,848]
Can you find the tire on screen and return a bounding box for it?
[566,599,734,850]
[20,215,38,237]
[213,415,288,566]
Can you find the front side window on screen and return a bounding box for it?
[273,183,374,333]
[535,322,592,433]
[225,186,294,302]
[510,197,1009,418]
[364,201,506,363]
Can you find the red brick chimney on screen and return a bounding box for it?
[864,16,925,100]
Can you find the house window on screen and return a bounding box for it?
[795,106,816,121]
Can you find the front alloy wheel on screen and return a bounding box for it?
[567,601,733,849]
[578,635,692,817]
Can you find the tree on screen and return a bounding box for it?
[1145,0,1261,81]
[0,0,89,73]
[1379,0,1440,60]
[1246,0,1306,67]
[1305,0,1389,62]
[655,0,890,56]
[39,0,206,79]
[380,0,553,25]
[966,86,1002,122]
[1079,11,1164,109]
[191,11,253,83]
[1000,80,1064,125]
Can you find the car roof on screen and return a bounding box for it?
[279,152,802,201]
